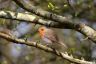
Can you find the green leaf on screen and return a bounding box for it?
[48,2,55,10]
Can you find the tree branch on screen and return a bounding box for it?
[0,32,93,64]
[12,0,68,23]
[0,10,96,43]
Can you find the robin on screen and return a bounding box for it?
[38,26,67,52]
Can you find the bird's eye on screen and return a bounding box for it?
[41,28,44,31]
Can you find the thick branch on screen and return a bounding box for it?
[12,0,68,23]
[0,10,96,43]
[0,10,74,28]
[0,32,93,64]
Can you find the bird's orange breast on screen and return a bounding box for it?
[38,27,45,38]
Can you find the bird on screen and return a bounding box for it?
[38,26,67,52]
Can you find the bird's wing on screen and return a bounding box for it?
[44,30,59,43]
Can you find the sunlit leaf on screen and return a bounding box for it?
[48,2,55,10]
[64,4,68,7]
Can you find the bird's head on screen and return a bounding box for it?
[38,26,47,37]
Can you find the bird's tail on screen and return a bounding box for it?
[59,42,68,51]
